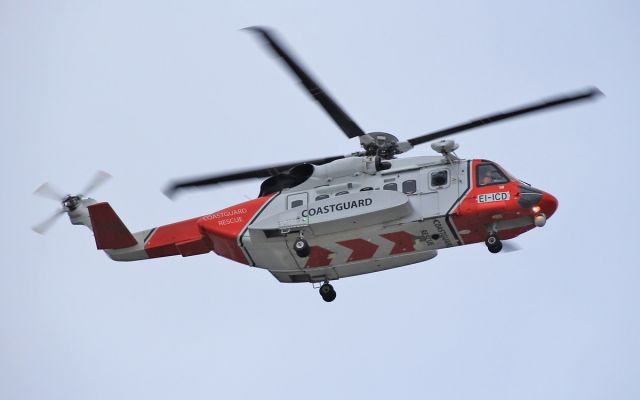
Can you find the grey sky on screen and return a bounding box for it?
[1,0,639,399]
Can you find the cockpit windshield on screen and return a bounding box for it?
[477,163,509,186]
[497,164,518,182]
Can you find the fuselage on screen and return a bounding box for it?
[133,155,557,283]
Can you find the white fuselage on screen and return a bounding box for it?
[240,156,470,283]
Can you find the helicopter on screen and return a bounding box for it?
[33,27,601,302]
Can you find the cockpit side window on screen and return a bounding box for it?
[477,163,509,186]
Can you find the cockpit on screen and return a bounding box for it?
[476,162,513,187]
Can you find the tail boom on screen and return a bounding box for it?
[84,195,274,263]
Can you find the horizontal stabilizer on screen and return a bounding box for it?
[88,203,137,249]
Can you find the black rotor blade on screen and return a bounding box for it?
[244,26,366,139]
[406,87,603,147]
[164,155,345,198]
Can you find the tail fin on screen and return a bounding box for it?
[88,202,137,249]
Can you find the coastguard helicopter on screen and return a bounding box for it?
[33,27,601,302]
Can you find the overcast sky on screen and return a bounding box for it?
[2,1,639,399]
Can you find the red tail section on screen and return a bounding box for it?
[88,203,138,250]
[143,194,275,264]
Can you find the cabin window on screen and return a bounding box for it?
[287,193,308,209]
[335,191,349,196]
[315,194,330,201]
[402,180,417,194]
[430,170,449,188]
[360,187,373,191]
[477,163,508,186]
[383,183,397,191]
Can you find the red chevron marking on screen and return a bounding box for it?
[305,246,333,268]
[337,239,378,262]
[380,231,415,254]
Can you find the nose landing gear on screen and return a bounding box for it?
[319,282,337,302]
[485,233,503,253]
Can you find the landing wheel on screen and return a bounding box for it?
[485,234,502,253]
[319,283,337,302]
[293,238,310,258]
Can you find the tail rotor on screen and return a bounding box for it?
[32,171,112,234]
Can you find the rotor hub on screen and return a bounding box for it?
[363,131,400,159]
[62,195,81,212]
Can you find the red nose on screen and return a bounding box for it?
[540,191,559,218]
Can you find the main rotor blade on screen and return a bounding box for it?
[164,155,346,198]
[404,87,603,147]
[244,26,366,139]
[32,209,65,235]
[81,170,111,196]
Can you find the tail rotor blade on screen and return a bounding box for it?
[33,182,66,201]
[32,209,65,235]
[81,170,111,196]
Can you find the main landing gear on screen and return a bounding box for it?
[485,233,502,253]
[292,235,336,302]
[293,236,310,258]
[319,282,337,302]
